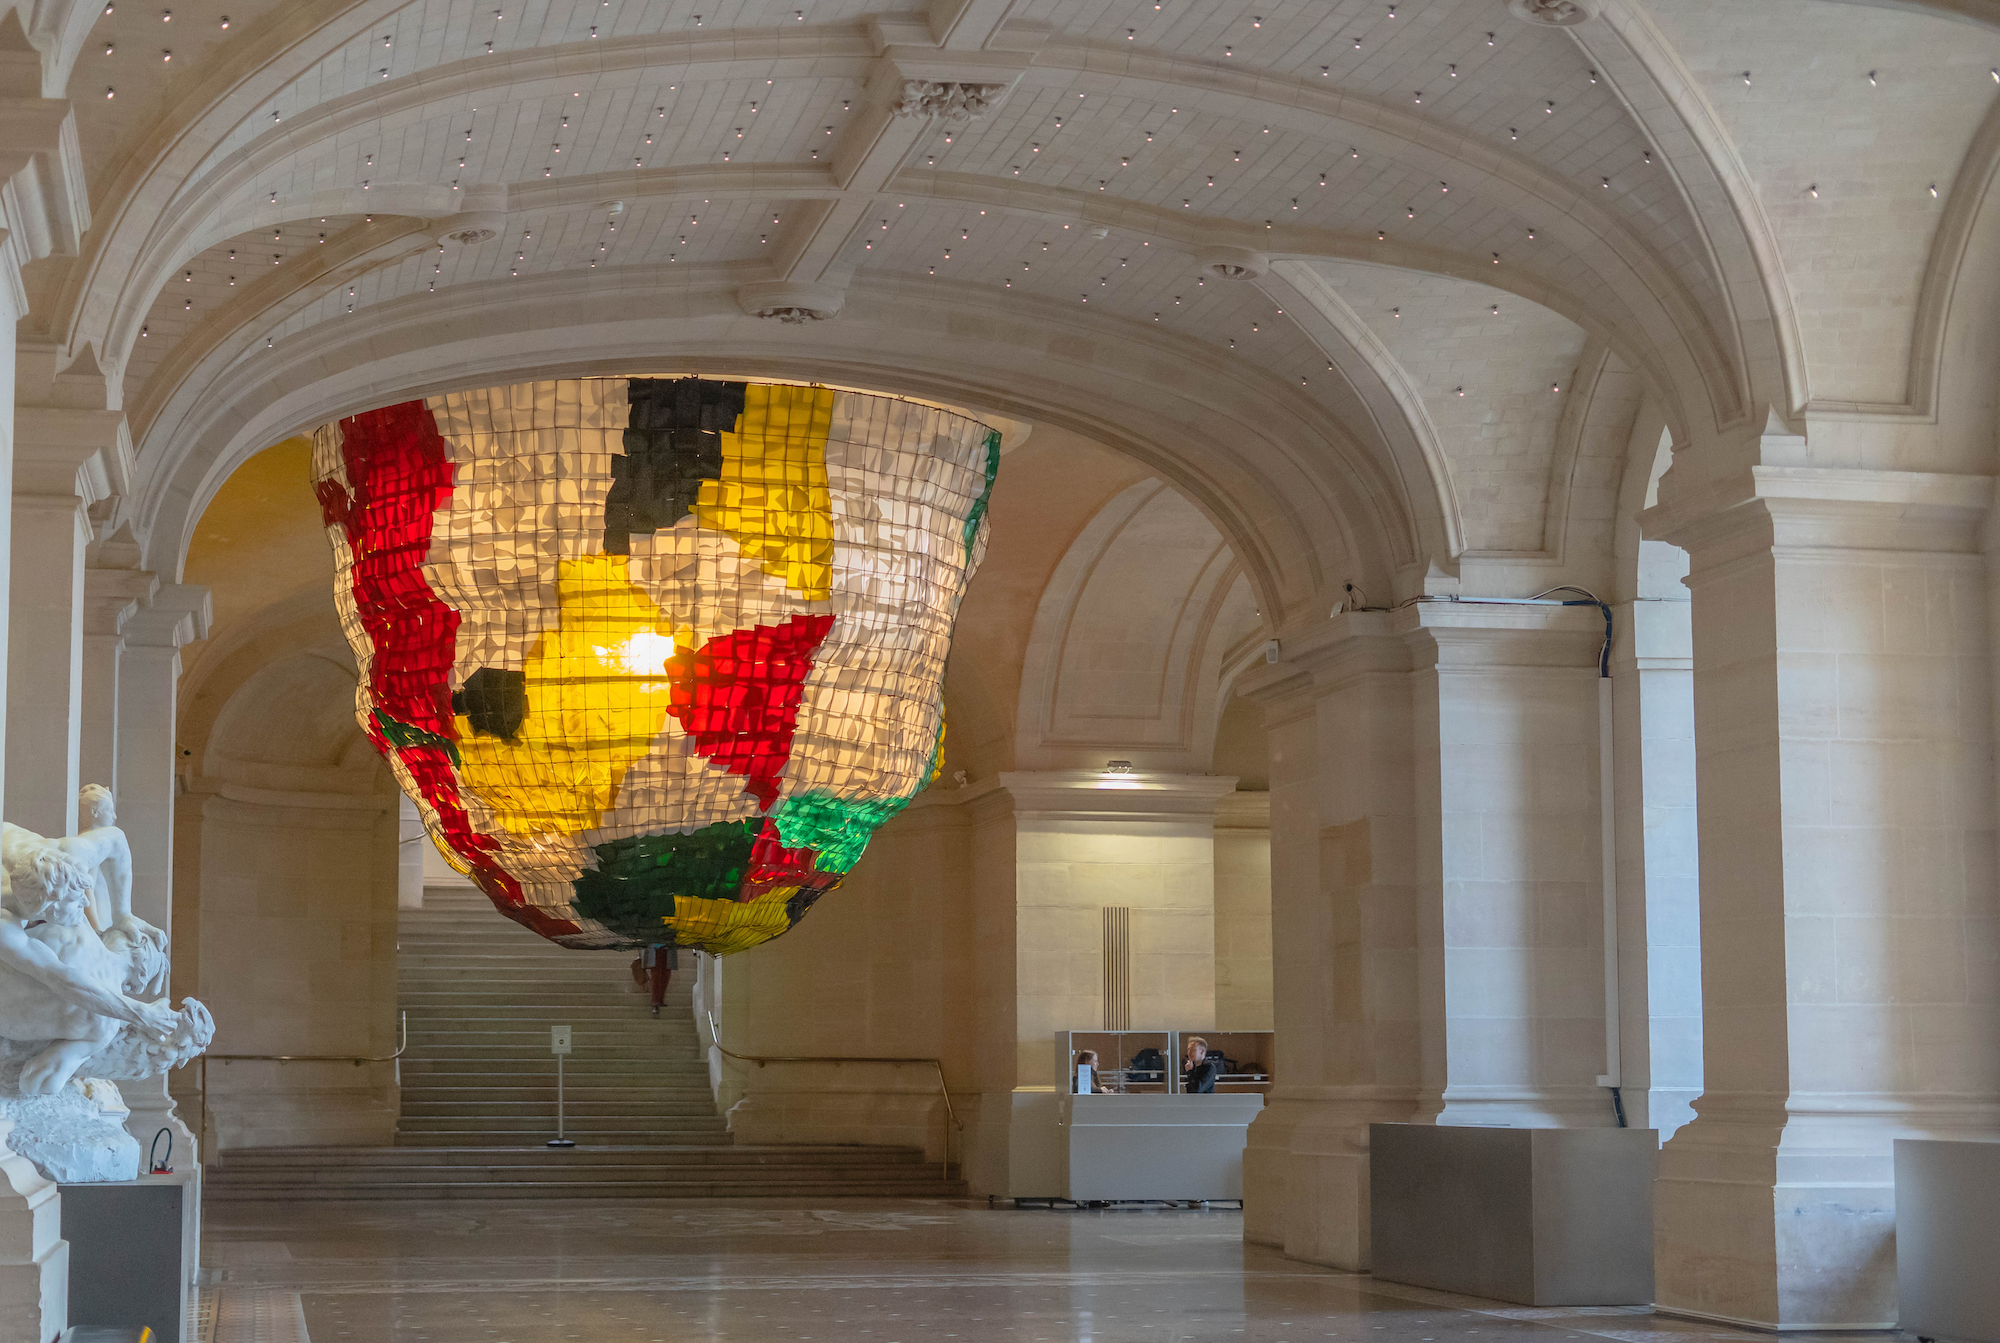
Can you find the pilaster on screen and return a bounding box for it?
[6,397,129,836]
[79,565,156,791]
[1235,600,1613,1272]
[1644,459,2000,1328]
[1233,613,1424,1268]
[1400,601,1614,1130]
[1608,597,1702,1139]
[103,583,206,1279]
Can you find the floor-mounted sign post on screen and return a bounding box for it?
[548,1024,575,1148]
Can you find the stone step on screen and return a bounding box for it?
[211,1167,944,1183]
[395,959,660,975]
[402,1011,697,1026]
[403,1042,702,1056]
[221,1145,925,1168]
[395,1112,730,1130]
[399,1062,695,1079]
[206,1179,966,1202]
[401,1014,694,1025]
[400,1103,728,1119]
[398,987,656,995]
[399,1061,693,1075]
[205,1142,963,1198]
[390,1131,731,1148]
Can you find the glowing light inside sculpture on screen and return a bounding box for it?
[313,378,998,953]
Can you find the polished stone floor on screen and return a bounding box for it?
[200,1198,1801,1343]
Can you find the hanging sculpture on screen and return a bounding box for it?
[313,377,998,954]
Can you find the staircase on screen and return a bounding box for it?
[394,887,728,1147]
[204,889,965,1201]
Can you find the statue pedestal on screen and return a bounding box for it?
[121,1074,199,1285]
[60,1173,189,1343]
[0,1120,67,1343]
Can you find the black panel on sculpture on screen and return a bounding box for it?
[602,378,749,553]
[453,667,528,741]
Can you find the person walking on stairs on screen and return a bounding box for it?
[630,944,678,1016]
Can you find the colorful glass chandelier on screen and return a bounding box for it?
[313,377,997,953]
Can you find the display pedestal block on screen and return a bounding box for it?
[1896,1139,2000,1343]
[59,1173,190,1343]
[0,1120,65,1343]
[1368,1123,1656,1306]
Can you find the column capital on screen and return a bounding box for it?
[0,94,86,317]
[124,583,210,649]
[81,565,158,637]
[1235,600,1603,706]
[1641,464,1991,568]
[1395,599,1605,672]
[12,405,131,508]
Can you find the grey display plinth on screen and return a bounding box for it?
[59,1173,190,1343]
[1897,1138,2000,1343]
[1368,1124,1656,1306]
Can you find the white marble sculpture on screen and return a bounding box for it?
[0,787,212,1182]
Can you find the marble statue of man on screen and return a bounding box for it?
[0,849,180,1095]
[62,785,167,998]
[0,792,211,1183]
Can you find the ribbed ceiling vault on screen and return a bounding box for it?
[7,0,1994,623]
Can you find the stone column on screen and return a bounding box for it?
[1646,463,2000,1329]
[114,591,207,1164]
[79,567,157,793]
[397,794,426,908]
[0,292,16,817]
[0,92,97,1343]
[100,586,207,1287]
[1236,615,1423,1267]
[6,406,124,836]
[1213,791,1273,1030]
[969,771,1237,1197]
[1406,602,1615,1130]
[1608,597,1702,1138]
[1239,601,1611,1270]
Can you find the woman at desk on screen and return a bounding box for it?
[1073,1049,1114,1094]
[1182,1036,1226,1094]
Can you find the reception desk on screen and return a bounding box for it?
[1059,1092,1264,1201]
[1052,1031,1267,1202]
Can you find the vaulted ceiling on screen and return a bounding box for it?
[9,0,1998,622]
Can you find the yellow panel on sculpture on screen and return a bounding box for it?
[694,383,835,600]
[454,553,684,839]
[312,376,997,952]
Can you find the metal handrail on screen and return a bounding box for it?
[191,1011,407,1165]
[704,1011,962,1181]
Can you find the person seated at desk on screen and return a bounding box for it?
[1182,1036,1226,1094]
[1073,1050,1114,1094]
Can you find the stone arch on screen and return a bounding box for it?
[133,275,1404,635]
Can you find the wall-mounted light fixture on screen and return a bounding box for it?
[1099,760,1141,790]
